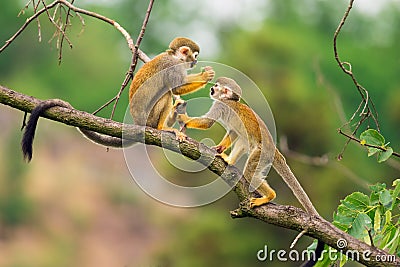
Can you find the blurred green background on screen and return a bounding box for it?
[1,0,399,266]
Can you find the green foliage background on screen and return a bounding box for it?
[0,0,399,266]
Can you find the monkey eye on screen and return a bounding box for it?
[193,51,199,59]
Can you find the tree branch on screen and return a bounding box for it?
[0,84,398,266]
[109,0,155,119]
[338,129,400,158]
[334,0,381,160]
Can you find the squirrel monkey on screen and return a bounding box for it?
[21,37,214,161]
[176,77,324,266]
[176,77,319,215]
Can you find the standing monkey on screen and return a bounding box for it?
[176,77,324,266]
[21,37,214,161]
[176,77,318,214]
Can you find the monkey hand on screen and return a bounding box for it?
[201,66,215,82]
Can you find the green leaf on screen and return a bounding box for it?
[339,254,348,267]
[337,204,358,217]
[391,180,400,210]
[370,192,380,205]
[360,129,385,146]
[378,147,393,163]
[348,213,372,239]
[342,192,370,212]
[374,208,381,233]
[380,190,393,209]
[359,129,393,162]
[388,229,400,255]
[367,147,380,157]
[369,183,386,193]
[370,183,386,205]
[393,179,400,187]
[385,210,392,226]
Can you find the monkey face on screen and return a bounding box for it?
[176,46,198,68]
[210,82,240,102]
[210,83,225,100]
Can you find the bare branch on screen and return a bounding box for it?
[0,0,59,53]
[0,0,150,63]
[0,84,398,267]
[333,0,386,161]
[338,129,400,158]
[40,0,73,50]
[58,0,75,64]
[110,0,155,119]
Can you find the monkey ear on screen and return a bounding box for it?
[179,46,190,55]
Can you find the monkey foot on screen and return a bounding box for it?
[249,196,270,209]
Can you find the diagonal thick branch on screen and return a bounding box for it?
[0,84,398,267]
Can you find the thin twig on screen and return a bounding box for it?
[109,0,154,119]
[40,0,73,49]
[58,0,75,64]
[333,0,381,159]
[92,95,118,115]
[32,0,42,42]
[290,229,307,249]
[0,0,59,53]
[338,129,400,158]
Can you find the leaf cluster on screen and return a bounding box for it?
[316,180,400,266]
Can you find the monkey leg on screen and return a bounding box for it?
[213,130,238,154]
[165,98,187,127]
[244,147,276,208]
[249,182,276,208]
[226,138,246,165]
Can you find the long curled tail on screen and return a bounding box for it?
[21,99,72,162]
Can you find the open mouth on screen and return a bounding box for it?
[210,87,215,95]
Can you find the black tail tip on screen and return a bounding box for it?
[21,141,33,163]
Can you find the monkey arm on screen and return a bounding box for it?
[184,117,216,130]
[172,66,214,95]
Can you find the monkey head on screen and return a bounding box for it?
[168,37,200,68]
[210,77,242,101]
